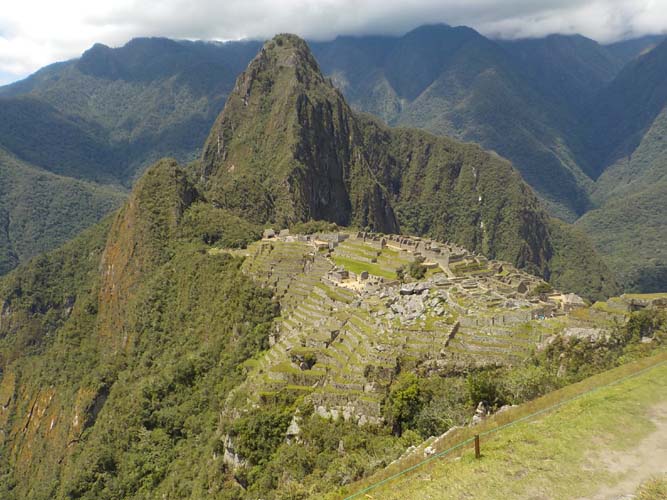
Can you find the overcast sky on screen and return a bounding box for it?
[1,0,666,85]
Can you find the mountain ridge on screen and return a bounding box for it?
[0,26,663,291]
[0,31,659,492]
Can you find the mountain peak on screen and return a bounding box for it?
[200,35,398,230]
[252,33,326,86]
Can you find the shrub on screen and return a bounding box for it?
[408,257,427,280]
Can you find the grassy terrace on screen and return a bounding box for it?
[332,255,398,279]
[315,282,355,304]
[624,293,667,300]
[332,239,416,279]
[337,350,667,499]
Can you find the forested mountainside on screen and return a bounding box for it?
[0,38,261,275]
[0,38,263,185]
[606,34,667,66]
[575,39,667,292]
[0,147,125,275]
[200,34,616,299]
[0,37,661,497]
[0,25,664,291]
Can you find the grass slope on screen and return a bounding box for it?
[354,353,667,499]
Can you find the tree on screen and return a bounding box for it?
[385,373,421,436]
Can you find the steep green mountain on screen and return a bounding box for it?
[312,25,618,219]
[0,147,125,275]
[200,35,399,231]
[576,44,667,292]
[201,34,616,299]
[0,159,277,499]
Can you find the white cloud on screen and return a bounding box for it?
[1,0,666,84]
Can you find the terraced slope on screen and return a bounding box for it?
[225,231,603,427]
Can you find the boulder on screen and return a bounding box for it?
[471,401,488,425]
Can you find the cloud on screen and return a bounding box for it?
[1,0,666,84]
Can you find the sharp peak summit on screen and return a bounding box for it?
[249,33,325,79]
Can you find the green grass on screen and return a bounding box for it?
[315,282,355,304]
[340,351,667,499]
[332,256,398,279]
[624,293,667,300]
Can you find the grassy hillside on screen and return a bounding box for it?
[348,353,667,499]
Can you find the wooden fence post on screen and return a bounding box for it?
[474,434,480,459]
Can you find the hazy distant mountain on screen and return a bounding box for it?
[606,34,667,66]
[313,25,616,219]
[499,34,621,123]
[577,39,667,291]
[0,38,262,184]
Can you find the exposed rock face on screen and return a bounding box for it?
[562,327,608,342]
[222,434,247,469]
[472,401,488,425]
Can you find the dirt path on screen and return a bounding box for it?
[585,402,667,499]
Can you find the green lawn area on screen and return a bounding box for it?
[339,352,667,499]
[624,293,667,300]
[332,256,398,280]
